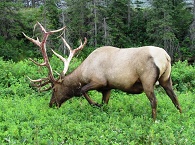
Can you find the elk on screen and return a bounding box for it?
[23,22,182,121]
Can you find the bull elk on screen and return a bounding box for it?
[23,22,182,121]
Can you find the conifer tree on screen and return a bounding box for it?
[147,0,192,60]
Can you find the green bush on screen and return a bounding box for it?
[0,58,36,97]
[171,61,195,92]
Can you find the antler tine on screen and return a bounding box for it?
[36,22,47,33]
[73,37,87,54]
[27,76,51,91]
[28,58,46,66]
[36,21,66,34]
[27,76,49,83]
[50,26,66,33]
[51,37,73,75]
[51,49,70,75]
[61,37,72,51]
[80,37,87,49]
[22,32,41,47]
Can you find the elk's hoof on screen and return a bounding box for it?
[92,103,102,108]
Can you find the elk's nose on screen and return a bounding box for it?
[49,101,56,108]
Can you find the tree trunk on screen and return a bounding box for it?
[127,0,131,28]
[93,0,97,47]
[26,0,30,7]
[62,10,68,56]
[103,17,107,45]
[32,0,35,8]
[190,0,195,51]
[42,0,47,29]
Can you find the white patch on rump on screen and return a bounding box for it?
[148,46,171,78]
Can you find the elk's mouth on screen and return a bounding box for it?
[49,101,61,108]
[49,96,71,108]
[49,102,55,108]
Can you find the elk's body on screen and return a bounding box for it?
[24,22,182,121]
[78,46,168,94]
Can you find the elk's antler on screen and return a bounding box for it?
[23,22,66,90]
[51,37,87,76]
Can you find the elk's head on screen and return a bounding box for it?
[23,22,87,108]
[49,80,72,108]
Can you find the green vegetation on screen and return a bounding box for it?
[0,58,195,144]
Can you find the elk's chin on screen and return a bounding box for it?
[49,101,60,108]
[49,100,64,108]
[49,102,55,108]
[49,97,70,108]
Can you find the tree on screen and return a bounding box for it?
[43,0,61,29]
[93,0,98,46]
[63,0,90,46]
[88,0,113,47]
[0,1,46,61]
[128,1,149,46]
[147,0,192,60]
[0,1,25,61]
[147,0,176,58]
[106,0,130,47]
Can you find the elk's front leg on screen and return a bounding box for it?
[81,81,105,107]
[82,92,102,107]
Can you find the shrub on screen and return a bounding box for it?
[171,61,195,92]
[0,57,195,144]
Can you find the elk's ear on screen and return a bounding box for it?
[52,86,57,92]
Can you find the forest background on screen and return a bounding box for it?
[0,0,195,62]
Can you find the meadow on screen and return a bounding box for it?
[0,57,195,144]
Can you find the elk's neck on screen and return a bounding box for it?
[62,67,84,96]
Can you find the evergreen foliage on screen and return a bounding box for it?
[0,0,194,62]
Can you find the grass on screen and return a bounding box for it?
[0,90,194,144]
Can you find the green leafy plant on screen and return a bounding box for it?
[171,61,195,92]
[0,58,195,144]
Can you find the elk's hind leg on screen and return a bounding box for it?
[140,60,160,121]
[102,90,111,104]
[159,77,182,113]
[141,72,158,120]
[142,83,157,121]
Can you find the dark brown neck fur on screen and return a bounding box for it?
[62,67,85,97]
